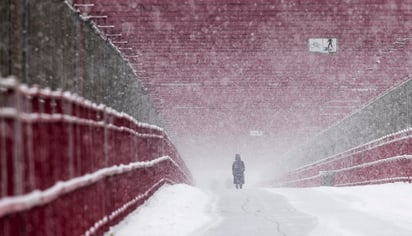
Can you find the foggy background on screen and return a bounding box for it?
[1,0,411,187]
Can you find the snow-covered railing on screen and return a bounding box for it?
[281,77,412,172]
[274,129,412,187]
[0,77,191,236]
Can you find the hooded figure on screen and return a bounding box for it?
[232,154,245,189]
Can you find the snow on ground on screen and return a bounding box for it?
[106,182,412,236]
[267,182,412,236]
[105,184,219,236]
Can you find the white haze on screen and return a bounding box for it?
[174,133,302,189]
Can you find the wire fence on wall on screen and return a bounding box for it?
[0,0,162,127]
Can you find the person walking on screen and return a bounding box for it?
[232,154,245,189]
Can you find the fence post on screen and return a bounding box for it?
[15,81,25,195]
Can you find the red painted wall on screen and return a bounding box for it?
[275,129,412,187]
[0,78,191,236]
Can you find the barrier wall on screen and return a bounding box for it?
[284,78,412,170]
[275,78,412,187]
[0,77,191,236]
[275,128,412,187]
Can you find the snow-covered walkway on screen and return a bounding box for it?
[106,183,412,236]
[197,188,315,236]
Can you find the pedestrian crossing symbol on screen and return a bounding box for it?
[308,38,337,53]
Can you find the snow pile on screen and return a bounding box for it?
[267,182,412,236]
[105,184,216,236]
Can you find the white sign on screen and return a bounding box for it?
[249,130,264,137]
[308,38,337,53]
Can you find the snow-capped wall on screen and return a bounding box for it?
[275,128,412,187]
[274,78,412,187]
[0,78,191,236]
[284,78,412,170]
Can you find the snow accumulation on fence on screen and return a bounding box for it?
[0,156,180,218]
[0,77,191,236]
[275,127,412,187]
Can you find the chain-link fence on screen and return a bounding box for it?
[285,77,412,169]
[0,0,161,126]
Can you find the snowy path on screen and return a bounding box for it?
[267,184,412,236]
[197,188,316,236]
[106,183,412,236]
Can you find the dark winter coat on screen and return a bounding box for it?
[232,160,245,184]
